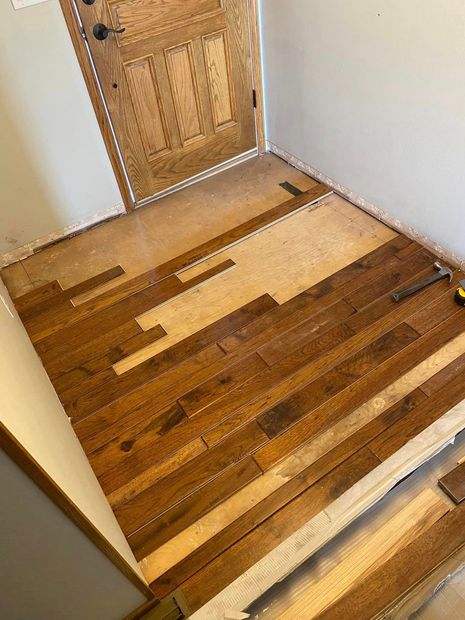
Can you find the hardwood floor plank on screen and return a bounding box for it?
[22,188,329,342]
[107,438,207,510]
[439,462,465,504]
[218,237,412,357]
[19,265,125,322]
[369,372,465,461]
[150,393,424,598]
[67,294,277,419]
[173,448,380,612]
[52,324,167,396]
[316,502,465,620]
[257,323,419,439]
[256,300,355,366]
[420,352,465,396]
[203,323,354,447]
[37,319,143,370]
[14,280,63,313]
[405,277,464,335]
[75,346,226,453]
[28,259,235,345]
[344,250,433,310]
[113,422,267,536]
[178,353,267,417]
[254,310,465,470]
[129,457,262,559]
[144,329,465,588]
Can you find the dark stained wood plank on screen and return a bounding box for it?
[394,239,424,259]
[256,300,355,366]
[405,280,463,335]
[27,258,235,344]
[37,318,143,368]
[113,422,267,535]
[203,323,355,446]
[152,394,424,598]
[67,294,277,419]
[439,462,465,504]
[19,265,125,322]
[218,238,412,357]
[345,250,434,310]
[254,309,465,470]
[52,324,167,396]
[129,457,262,559]
[23,188,329,342]
[178,353,267,417]
[420,352,465,397]
[204,287,459,449]
[317,502,465,620]
[369,372,465,461]
[75,346,226,453]
[14,280,63,313]
[257,323,419,439]
[174,448,380,612]
[304,235,411,298]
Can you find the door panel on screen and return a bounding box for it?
[78,0,256,202]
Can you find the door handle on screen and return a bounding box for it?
[93,23,126,41]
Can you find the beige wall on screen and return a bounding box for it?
[261,0,465,264]
[0,278,145,582]
[0,0,122,257]
[0,449,145,619]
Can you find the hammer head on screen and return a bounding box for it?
[433,261,453,283]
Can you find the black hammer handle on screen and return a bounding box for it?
[392,272,444,302]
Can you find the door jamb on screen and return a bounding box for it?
[59,0,266,213]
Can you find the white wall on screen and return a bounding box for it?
[0,0,122,257]
[0,279,146,584]
[0,449,144,620]
[261,0,465,263]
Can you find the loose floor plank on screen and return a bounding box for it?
[14,280,63,313]
[439,462,465,504]
[317,502,465,620]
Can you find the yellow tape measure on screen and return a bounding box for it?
[456,280,465,307]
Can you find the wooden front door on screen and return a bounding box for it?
[77,0,257,203]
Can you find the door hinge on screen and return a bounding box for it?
[252,89,257,109]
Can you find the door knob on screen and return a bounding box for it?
[93,23,126,40]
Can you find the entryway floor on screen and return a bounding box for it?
[4,154,465,618]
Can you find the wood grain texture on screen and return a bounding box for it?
[277,488,450,620]
[439,461,465,504]
[28,187,328,349]
[176,448,380,612]
[317,502,465,620]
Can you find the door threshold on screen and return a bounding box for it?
[136,148,259,208]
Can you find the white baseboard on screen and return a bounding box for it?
[267,141,465,271]
[0,203,126,268]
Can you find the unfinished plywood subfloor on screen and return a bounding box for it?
[1,154,319,298]
[7,165,465,619]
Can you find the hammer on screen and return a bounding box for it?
[392,262,453,302]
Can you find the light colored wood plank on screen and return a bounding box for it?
[139,331,465,583]
[277,489,449,619]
